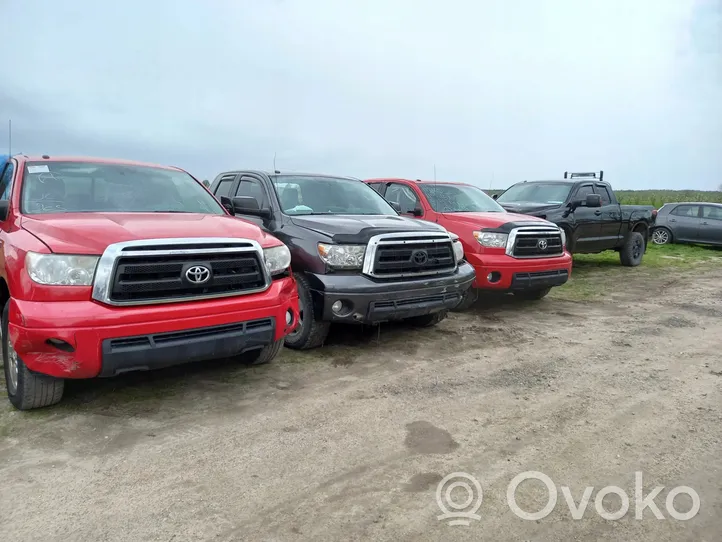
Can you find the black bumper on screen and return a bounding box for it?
[510,269,569,290]
[305,262,476,324]
[99,318,275,377]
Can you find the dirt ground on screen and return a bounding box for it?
[1,264,721,542]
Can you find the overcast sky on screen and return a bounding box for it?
[2,0,720,189]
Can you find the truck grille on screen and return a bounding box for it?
[366,233,456,278]
[509,227,564,258]
[93,239,270,305]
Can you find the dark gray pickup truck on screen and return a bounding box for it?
[493,171,656,266]
[210,171,476,349]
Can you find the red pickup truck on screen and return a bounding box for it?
[365,179,573,309]
[0,155,299,410]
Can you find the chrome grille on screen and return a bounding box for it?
[363,232,457,278]
[92,238,271,306]
[507,227,564,258]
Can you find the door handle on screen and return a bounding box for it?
[669,219,676,222]
[594,210,602,216]
[702,221,709,225]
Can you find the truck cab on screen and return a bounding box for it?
[0,155,299,410]
[210,171,476,349]
[365,178,572,308]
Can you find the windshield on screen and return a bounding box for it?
[496,182,572,205]
[21,162,225,215]
[419,183,505,213]
[271,175,397,215]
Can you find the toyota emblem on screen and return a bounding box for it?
[411,249,429,265]
[185,265,211,284]
[537,239,548,250]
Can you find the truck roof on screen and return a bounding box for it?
[11,155,182,171]
[221,170,361,182]
[366,178,474,187]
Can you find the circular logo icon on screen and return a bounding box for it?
[411,249,429,265]
[537,239,548,250]
[185,265,211,284]
[436,472,483,526]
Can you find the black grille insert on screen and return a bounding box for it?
[372,240,455,277]
[511,230,564,258]
[109,250,266,303]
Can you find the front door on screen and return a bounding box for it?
[568,183,603,251]
[594,183,622,248]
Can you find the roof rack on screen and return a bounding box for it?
[564,170,604,181]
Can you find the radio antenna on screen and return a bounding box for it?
[273,152,276,172]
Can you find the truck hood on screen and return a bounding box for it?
[497,202,564,216]
[440,211,552,229]
[290,214,447,244]
[21,213,275,254]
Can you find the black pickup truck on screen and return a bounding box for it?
[493,171,656,266]
[209,170,476,349]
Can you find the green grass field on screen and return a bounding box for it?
[550,243,722,301]
[485,189,722,207]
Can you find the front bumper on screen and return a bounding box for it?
[466,252,573,291]
[8,277,299,379]
[305,262,476,324]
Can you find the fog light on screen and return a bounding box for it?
[487,271,502,283]
[487,273,493,281]
[331,300,343,314]
[285,309,293,325]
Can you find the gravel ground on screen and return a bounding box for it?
[1,266,721,541]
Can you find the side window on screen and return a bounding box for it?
[574,184,594,201]
[0,162,15,201]
[385,183,420,214]
[595,184,613,205]
[236,178,267,208]
[671,205,700,218]
[214,175,236,198]
[367,182,385,195]
[702,206,722,220]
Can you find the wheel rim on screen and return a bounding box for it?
[652,229,669,244]
[5,330,19,394]
[633,238,643,259]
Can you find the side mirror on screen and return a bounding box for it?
[389,201,402,213]
[492,194,499,200]
[0,200,9,221]
[232,196,272,218]
[202,179,211,188]
[585,193,602,208]
[220,196,235,215]
[412,206,423,217]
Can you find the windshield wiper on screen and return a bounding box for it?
[151,210,193,213]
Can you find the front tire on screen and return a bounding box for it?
[513,287,551,301]
[406,310,448,328]
[2,302,64,410]
[240,339,284,366]
[651,227,672,245]
[620,231,645,267]
[452,288,478,312]
[283,273,330,350]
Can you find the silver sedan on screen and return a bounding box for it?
[652,202,722,246]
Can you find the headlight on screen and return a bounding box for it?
[263,244,292,275]
[317,243,366,269]
[560,228,567,248]
[451,238,464,262]
[25,252,99,286]
[473,231,509,249]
